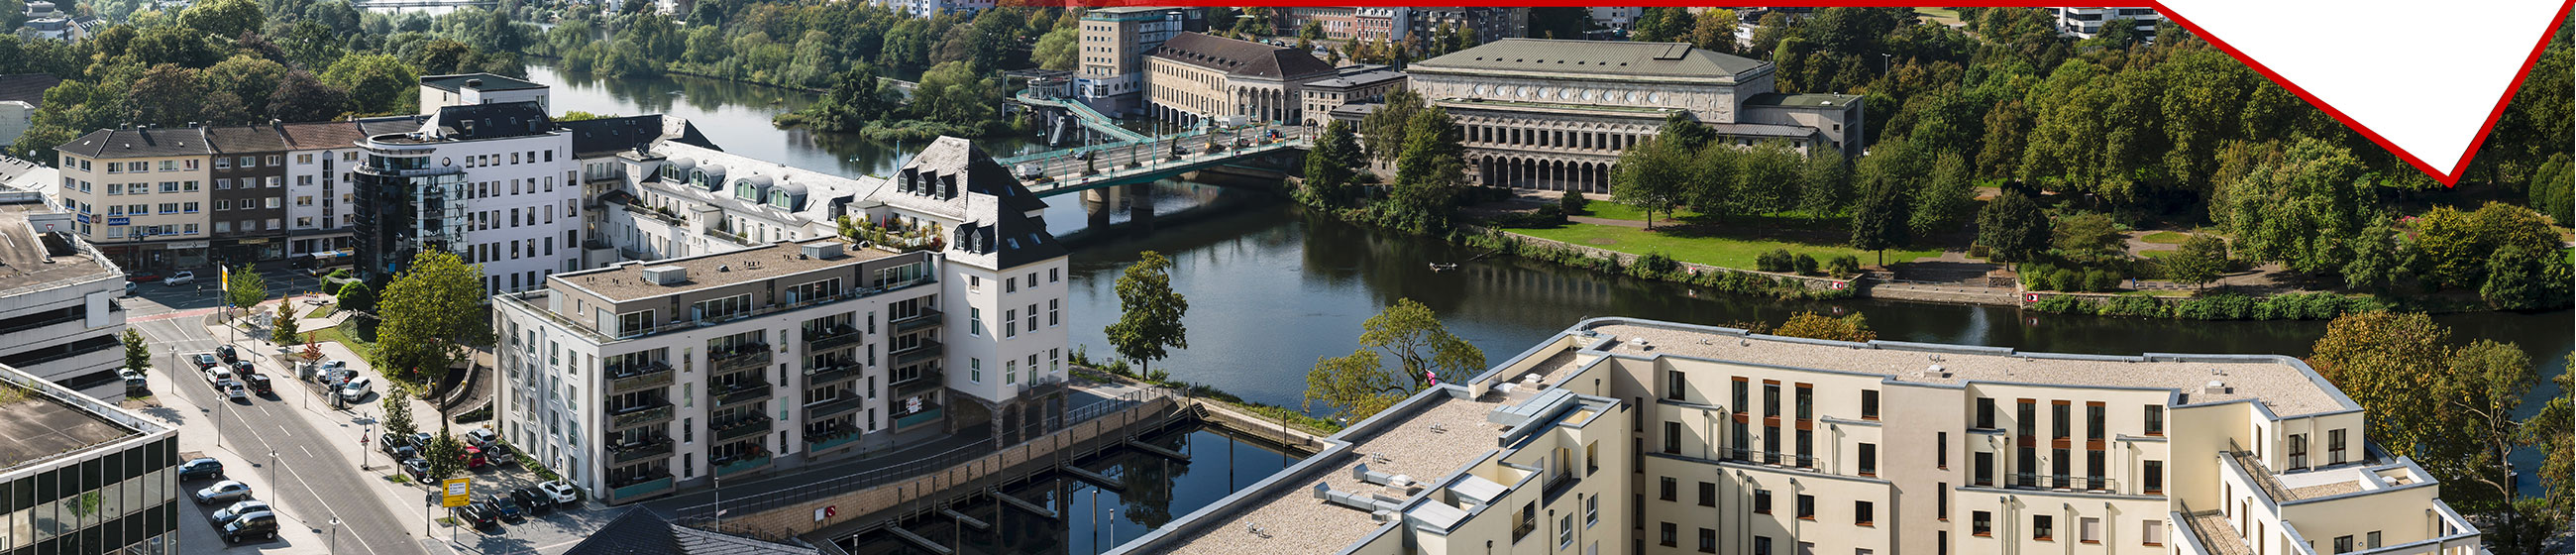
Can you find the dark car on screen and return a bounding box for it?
[380,433,417,456]
[126,273,161,282]
[176,458,224,481]
[401,458,430,482]
[510,487,554,515]
[215,345,238,364]
[484,494,524,521]
[219,512,278,543]
[238,370,271,395]
[191,354,221,370]
[452,502,497,529]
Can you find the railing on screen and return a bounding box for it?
[804,362,863,385]
[494,276,937,343]
[714,454,772,477]
[713,381,774,407]
[804,395,867,420]
[805,429,863,452]
[893,406,943,429]
[804,326,864,352]
[608,475,674,500]
[891,340,943,367]
[609,439,675,465]
[710,348,773,375]
[891,309,943,332]
[607,363,675,393]
[1542,473,1579,502]
[621,202,688,228]
[610,402,674,430]
[714,415,773,442]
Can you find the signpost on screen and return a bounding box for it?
[442,478,472,507]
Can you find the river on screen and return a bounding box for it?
[523,63,2573,496]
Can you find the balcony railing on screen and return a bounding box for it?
[494,276,936,343]
[893,406,942,429]
[891,340,943,367]
[609,402,674,430]
[711,347,772,375]
[804,326,863,353]
[892,369,944,396]
[806,429,863,452]
[608,439,674,465]
[714,415,773,442]
[714,381,774,407]
[607,475,674,501]
[714,454,772,477]
[2008,473,2118,493]
[805,362,862,385]
[607,362,675,393]
[891,309,943,333]
[805,395,866,421]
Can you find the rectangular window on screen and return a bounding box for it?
[1764,383,1780,418]
[1664,421,1680,454]
[1697,482,1714,506]
[1753,490,1771,513]
[1660,522,1676,547]
[2087,403,2105,440]
[2142,520,2166,546]
[1973,511,1991,536]
[1665,370,1686,400]
[1978,398,1996,429]
[1003,309,1018,338]
[1938,432,1949,469]
[1858,443,1877,476]
[2144,405,2164,435]
[1660,477,1675,501]
[2033,515,2054,540]
[1794,384,1812,420]
[2289,433,2309,470]
[1049,299,1060,326]
[2052,401,2071,439]
[1861,389,1878,419]
[1975,452,1993,486]
[2144,460,2164,494]
[2081,517,2102,544]
[1698,528,1716,553]
[1936,484,1948,519]
[2329,429,2347,465]
[1855,500,1874,526]
[1795,494,1813,520]
[1733,379,1750,410]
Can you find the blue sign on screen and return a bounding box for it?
[74,214,88,224]
[106,217,130,226]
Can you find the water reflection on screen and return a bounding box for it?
[841,426,1303,555]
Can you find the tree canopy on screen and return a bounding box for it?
[376,250,487,383]
[1104,251,1188,378]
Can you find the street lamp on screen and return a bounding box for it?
[328,517,340,555]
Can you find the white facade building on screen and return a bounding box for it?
[0,194,130,390]
[2050,7,2163,39]
[353,100,582,292]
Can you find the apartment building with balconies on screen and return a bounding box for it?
[51,118,419,272]
[1111,318,2485,555]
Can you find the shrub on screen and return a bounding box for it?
[1559,190,1587,215]
[1757,249,1795,273]
[2097,294,2167,318]
[1792,254,1819,276]
[2049,269,2079,291]
[1969,244,1990,259]
[1636,252,1680,275]
[1826,255,1862,278]
[2033,295,2094,314]
[2084,269,2121,292]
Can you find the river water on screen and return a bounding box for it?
[526,64,2573,497]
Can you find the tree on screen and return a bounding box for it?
[124,63,202,127]
[382,387,416,442]
[1103,252,1188,378]
[122,329,150,372]
[1796,151,1851,218]
[272,304,301,346]
[2342,216,2405,292]
[336,280,375,312]
[177,0,263,41]
[2050,212,2124,263]
[1359,89,1425,163]
[1610,137,1691,229]
[376,251,486,383]
[321,54,420,115]
[2165,234,2228,288]
[1030,27,1077,70]
[2220,138,2373,275]
[2308,311,2452,470]
[1976,191,2049,264]
[2435,340,2538,507]
[1772,311,1876,342]
[1847,173,1911,265]
[224,265,267,317]
[1908,151,1975,238]
[1559,190,1587,215]
[1302,349,1402,422]
[1688,9,1741,54]
[1380,106,1467,234]
[1730,140,1800,217]
[1357,298,1483,388]
[1300,120,1363,207]
[423,426,466,481]
[268,70,351,123]
[2522,367,2573,537]
[2479,242,2553,309]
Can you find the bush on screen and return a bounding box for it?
[2096,294,2167,317]
[2084,269,2121,292]
[1559,190,1587,215]
[2049,269,2079,291]
[1969,244,1990,259]
[2032,295,2094,314]
[456,405,493,423]
[1826,255,1862,278]
[1635,252,1680,275]
[1757,249,1795,273]
[1792,254,1819,276]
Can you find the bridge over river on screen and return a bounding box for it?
[1002,125,1309,197]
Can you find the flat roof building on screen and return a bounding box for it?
[0,358,182,554]
[1109,317,2485,555]
[0,194,132,391]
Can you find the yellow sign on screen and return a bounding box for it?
[442,478,472,507]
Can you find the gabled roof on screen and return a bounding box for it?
[202,125,291,154]
[885,137,1065,270]
[275,116,426,151]
[1150,32,1337,80]
[1412,39,1769,80]
[0,74,63,107]
[419,72,547,93]
[561,115,713,158]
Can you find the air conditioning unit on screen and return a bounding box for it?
[641,266,688,285]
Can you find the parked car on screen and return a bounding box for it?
[460,445,489,469]
[483,494,524,521]
[378,432,416,454]
[463,428,498,448]
[176,458,224,481]
[454,500,498,529]
[218,512,278,543]
[409,432,434,450]
[117,368,148,391]
[384,443,418,461]
[200,367,233,387]
[192,481,251,504]
[191,353,221,370]
[537,481,581,506]
[339,377,371,402]
[237,366,270,394]
[126,273,161,282]
[509,487,553,515]
[401,458,430,482]
[163,272,196,285]
[482,443,515,466]
[211,500,272,526]
[123,281,137,296]
[218,381,248,400]
[214,345,237,364]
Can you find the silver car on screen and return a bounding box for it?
[211,500,272,525]
[192,481,251,504]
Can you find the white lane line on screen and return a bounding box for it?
[235,403,389,555]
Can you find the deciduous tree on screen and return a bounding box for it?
[1772,311,1876,342]
[376,250,486,383]
[1975,190,2049,264]
[2308,311,2452,469]
[1610,137,1691,229]
[1356,298,1483,388]
[1104,251,1188,378]
[1302,350,1401,422]
[224,265,267,316]
[2164,234,2228,288]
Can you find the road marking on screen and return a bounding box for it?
[302,446,313,457]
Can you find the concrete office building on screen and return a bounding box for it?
[0,194,130,390]
[1299,65,1409,127]
[1075,7,1206,116]
[0,358,181,555]
[1406,39,1865,193]
[495,137,1071,504]
[2050,7,2162,39]
[1145,32,1341,126]
[1110,318,2487,555]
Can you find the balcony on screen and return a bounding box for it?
[494,276,936,343]
[891,340,943,367]
[714,454,772,477]
[892,368,945,396]
[606,361,674,394]
[2008,473,2119,493]
[714,415,773,442]
[805,362,862,385]
[891,309,943,333]
[607,439,674,465]
[609,401,674,430]
[606,475,674,502]
[806,428,862,452]
[805,395,866,420]
[804,325,863,353]
[893,405,943,429]
[710,347,772,375]
[713,381,774,407]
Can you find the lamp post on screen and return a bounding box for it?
[328,517,340,555]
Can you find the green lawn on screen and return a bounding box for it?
[306,325,376,366]
[1503,222,1940,270]
[2138,249,2180,259]
[2139,231,2192,245]
[1573,200,1702,223]
[1915,7,1965,26]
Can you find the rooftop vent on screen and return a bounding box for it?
[467,78,483,87]
[2203,381,2232,395]
[640,266,688,285]
[802,242,844,260]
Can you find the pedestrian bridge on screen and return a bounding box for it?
[1000,126,1310,197]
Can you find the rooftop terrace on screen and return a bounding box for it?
[551,239,903,303]
[0,200,120,293]
[1165,391,1510,555]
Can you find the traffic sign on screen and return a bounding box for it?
[442,478,472,507]
[814,505,836,521]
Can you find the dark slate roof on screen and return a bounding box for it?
[275,116,426,151]
[54,128,213,159]
[1412,39,1769,79]
[1150,32,1337,79]
[564,510,817,555]
[891,137,1066,270]
[419,72,548,92]
[0,74,63,107]
[426,101,553,141]
[203,125,291,154]
[560,115,715,158]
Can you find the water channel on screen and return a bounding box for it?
[838,425,1306,555]
[525,64,2575,505]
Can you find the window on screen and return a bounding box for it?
[1972,511,1991,536]
[1755,537,1773,555]
[1664,421,1680,454]
[1855,500,1874,525]
[2328,429,2348,465]
[1861,389,1878,419]
[2080,517,2100,543]
[2289,433,2309,470]
[2144,405,2164,435]
[1795,494,1814,520]
[1753,490,1771,513]
[1660,477,1676,501]
[1938,432,1949,469]
[2087,403,2105,440]
[2052,401,2071,439]
[1586,442,1598,474]
[1665,370,1686,399]
[1585,493,1597,525]
[2142,520,2166,546]
[2144,460,2163,494]
[1977,398,1996,429]
[1049,299,1060,326]
[1003,309,1018,338]
[2032,515,2053,540]
[1764,383,1780,418]
[969,308,983,336]
[1733,379,1750,410]
[1698,528,1716,553]
[1858,443,1877,476]
[1660,522,1676,547]
[2367,531,2381,548]
[1006,277,1018,293]
[1558,514,1572,547]
[1936,484,1948,519]
[1697,482,1714,506]
[969,359,981,383]
[1794,384,1812,420]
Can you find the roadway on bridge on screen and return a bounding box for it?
[1009,125,1307,195]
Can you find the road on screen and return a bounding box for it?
[124,282,431,555]
[1011,125,1305,184]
